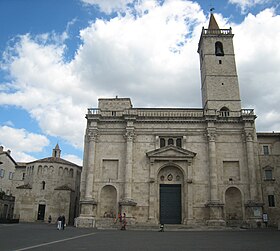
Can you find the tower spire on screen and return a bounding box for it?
[197,13,241,112]
[52,143,61,158]
[208,13,220,30]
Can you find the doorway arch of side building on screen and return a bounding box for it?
[156,164,185,224]
[98,185,118,219]
[224,186,244,223]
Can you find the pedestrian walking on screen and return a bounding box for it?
[48,215,52,224]
[57,215,62,230]
[121,213,127,230]
[61,215,66,230]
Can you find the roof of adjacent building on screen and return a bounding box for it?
[26,157,81,169]
[0,151,18,166]
[257,132,280,137]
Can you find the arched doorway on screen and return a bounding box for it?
[225,187,243,222]
[100,185,117,218]
[158,166,184,224]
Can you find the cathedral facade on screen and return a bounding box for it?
[77,14,265,228]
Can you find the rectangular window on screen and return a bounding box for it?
[264,170,273,180]
[0,169,5,178]
[268,195,275,207]
[263,146,269,155]
[22,173,25,180]
[9,172,13,180]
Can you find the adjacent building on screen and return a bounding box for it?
[258,132,280,226]
[0,146,16,220]
[13,144,82,225]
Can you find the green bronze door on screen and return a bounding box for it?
[160,184,181,224]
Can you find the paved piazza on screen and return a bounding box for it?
[1,223,279,251]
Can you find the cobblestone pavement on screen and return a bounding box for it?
[0,223,279,251]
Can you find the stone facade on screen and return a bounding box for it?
[77,14,267,228]
[257,133,280,227]
[13,145,82,225]
[0,146,17,219]
[0,146,17,195]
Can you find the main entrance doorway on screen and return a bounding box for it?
[160,184,181,224]
[37,204,46,221]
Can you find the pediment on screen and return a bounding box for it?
[146,145,196,160]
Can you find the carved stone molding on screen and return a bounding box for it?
[124,129,135,141]
[119,199,137,206]
[245,132,253,142]
[205,200,224,207]
[206,132,216,141]
[87,129,99,142]
[80,198,97,206]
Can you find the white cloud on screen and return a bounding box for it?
[1,0,206,151]
[3,120,14,127]
[229,0,271,13]
[74,0,205,107]
[0,34,90,148]
[1,0,280,160]
[231,8,280,131]
[0,126,49,162]
[81,0,134,14]
[62,154,83,166]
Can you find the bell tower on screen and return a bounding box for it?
[197,13,241,112]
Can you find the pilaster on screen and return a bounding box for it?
[245,131,257,199]
[78,127,98,227]
[205,127,225,225]
[120,119,137,217]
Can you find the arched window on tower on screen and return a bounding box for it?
[220,107,230,117]
[42,181,46,190]
[215,41,224,56]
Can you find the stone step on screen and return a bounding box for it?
[94,220,239,231]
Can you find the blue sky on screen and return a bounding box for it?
[1,0,280,165]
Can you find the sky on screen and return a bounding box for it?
[0,0,280,166]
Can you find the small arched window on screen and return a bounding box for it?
[42,181,46,190]
[215,41,224,56]
[59,167,63,176]
[70,169,74,178]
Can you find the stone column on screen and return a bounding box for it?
[206,129,225,226]
[120,123,136,220]
[186,161,194,224]
[207,131,218,201]
[245,132,257,200]
[124,127,134,200]
[84,129,98,200]
[244,131,263,227]
[148,160,156,223]
[77,128,98,227]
